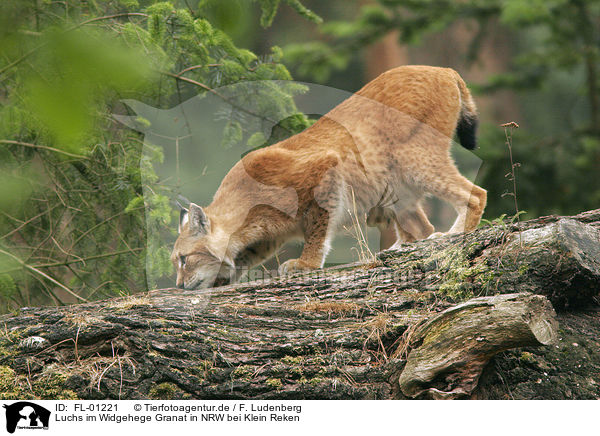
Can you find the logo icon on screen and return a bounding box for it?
[3,402,50,434]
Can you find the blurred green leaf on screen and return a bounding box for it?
[21,29,155,153]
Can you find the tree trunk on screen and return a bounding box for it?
[1,210,599,400]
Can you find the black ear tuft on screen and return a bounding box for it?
[176,195,191,210]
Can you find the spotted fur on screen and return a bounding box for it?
[171,66,486,289]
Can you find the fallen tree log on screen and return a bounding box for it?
[0,209,599,400]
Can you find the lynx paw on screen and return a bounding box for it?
[389,241,405,251]
[278,259,317,275]
[427,232,445,239]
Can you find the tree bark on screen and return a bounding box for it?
[398,293,557,399]
[1,209,599,400]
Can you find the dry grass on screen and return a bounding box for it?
[220,303,256,316]
[362,259,383,269]
[29,338,137,400]
[62,312,102,327]
[87,351,137,399]
[360,313,393,362]
[108,295,151,310]
[390,321,422,360]
[343,188,375,263]
[296,300,360,316]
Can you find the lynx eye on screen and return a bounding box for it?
[179,255,187,268]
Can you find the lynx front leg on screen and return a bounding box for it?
[234,239,284,280]
[278,202,332,275]
[389,206,435,250]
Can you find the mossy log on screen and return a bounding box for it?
[0,209,599,400]
[398,293,557,399]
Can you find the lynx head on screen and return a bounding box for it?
[171,203,234,289]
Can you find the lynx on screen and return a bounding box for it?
[172,65,486,289]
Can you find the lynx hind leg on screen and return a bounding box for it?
[424,166,487,236]
[376,218,419,251]
[369,204,435,250]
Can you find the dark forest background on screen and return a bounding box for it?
[1,0,599,311]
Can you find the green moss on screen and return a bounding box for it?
[280,355,305,377]
[289,366,303,376]
[438,281,473,301]
[0,329,22,361]
[431,244,498,301]
[0,365,78,400]
[520,351,535,364]
[265,378,283,389]
[203,338,217,351]
[314,356,326,365]
[281,355,304,365]
[0,366,21,399]
[0,342,16,361]
[231,365,254,380]
[185,360,214,383]
[149,382,179,400]
[37,372,79,400]
[309,377,323,386]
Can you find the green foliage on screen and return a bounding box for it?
[500,0,559,25]
[0,275,17,313]
[256,0,321,28]
[284,42,350,83]
[0,0,317,311]
[222,120,243,148]
[480,211,527,229]
[21,29,155,152]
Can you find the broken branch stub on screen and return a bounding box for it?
[398,293,558,399]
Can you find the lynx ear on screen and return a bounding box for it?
[179,207,189,234]
[186,203,210,235]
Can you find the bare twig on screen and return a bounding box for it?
[0,248,143,275]
[75,326,81,363]
[501,122,522,225]
[176,64,223,76]
[0,140,89,160]
[500,122,520,215]
[159,70,282,126]
[33,338,76,357]
[0,204,61,240]
[0,248,88,302]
